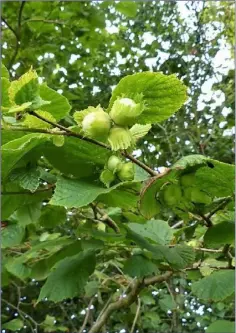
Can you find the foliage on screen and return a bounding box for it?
[1,1,235,333]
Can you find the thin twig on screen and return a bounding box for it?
[1,16,19,38]
[207,197,232,219]
[91,203,120,233]
[2,298,39,332]
[78,298,95,333]
[223,244,234,268]
[23,19,65,25]
[7,1,26,70]
[26,111,157,176]
[197,213,213,227]
[165,281,177,333]
[130,297,141,333]
[171,221,184,229]
[194,248,222,253]
[59,304,77,333]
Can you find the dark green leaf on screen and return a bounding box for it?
[1,224,25,248]
[191,270,235,301]
[123,255,158,278]
[206,320,235,333]
[37,250,96,302]
[204,221,234,247]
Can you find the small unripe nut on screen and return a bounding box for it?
[82,110,111,140]
[117,162,134,181]
[109,97,144,126]
[107,155,122,173]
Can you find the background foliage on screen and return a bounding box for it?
[1,1,235,333]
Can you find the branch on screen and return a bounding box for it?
[194,247,222,253]
[26,111,157,176]
[143,271,173,286]
[18,1,26,28]
[89,271,172,333]
[198,212,213,227]
[78,298,95,333]
[171,221,183,229]
[7,1,26,70]
[165,281,177,333]
[59,304,77,333]
[91,203,120,233]
[130,297,141,333]
[207,197,232,219]
[23,19,65,25]
[1,16,19,38]
[2,298,39,332]
[223,244,234,269]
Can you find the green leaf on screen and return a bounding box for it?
[23,110,56,129]
[126,226,195,269]
[1,63,9,79]
[42,315,55,327]
[42,136,110,178]
[140,291,155,305]
[39,84,71,121]
[196,160,234,197]
[1,183,51,220]
[1,128,29,145]
[5,260,31,281]
[98,187,138,210]
[172,154,208,170]
[2,318,24,331]
[77,224,124,243]
[15,237,73,264]
[85,281,99,297]
[142,312,161,329]
[10,167,41,192]
[125,225,159,253]
[139,171,175,219]
[123,255,158,278]
[39,205,67,229]
[50,174,145,209]
[204,221,234,247]
[1,224,25,248]
[8,68,44,109]
[14,203,41,226]
[128,220,174,245]
[1,77,12,109]
[37,250,96,303]
[2,133,49,180]
[164,245,196,269]
[187,269,202,281]
[30,241,83,280]
[115,2,138,17]
[191,270,235,301]
[7,102,32,113]
[206,320,235,333]
[50,176,111,208]
[139,181,162,219]
[159,295,176,312]
[108,72,187,125]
